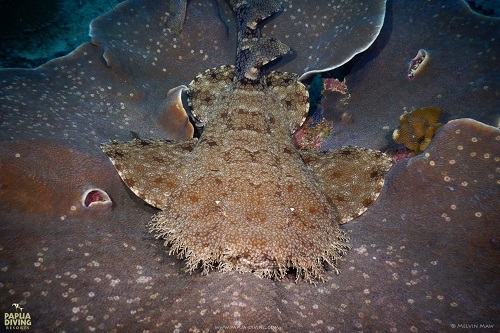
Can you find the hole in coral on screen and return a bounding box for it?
[84,190,105,207]
[81,188,111,209]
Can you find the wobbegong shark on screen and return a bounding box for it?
[1,0,498,331]
[101,0,392,283]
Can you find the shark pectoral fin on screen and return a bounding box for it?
[101,138,197,209]
[301,147,392,224]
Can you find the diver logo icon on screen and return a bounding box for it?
[4,302,31,330]
[11,304,23,313]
